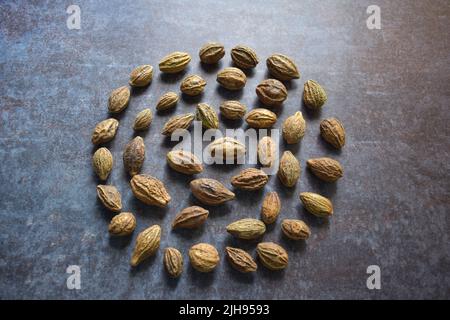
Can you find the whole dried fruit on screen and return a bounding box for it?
[303,80,327,110]
[156,92,179,111]
[96,185,122,212]
[320,118,346,149]
[129,65,153,87]
[196,103,219,129]
[207,137,246,161]
[92,118,119,145]
[159,52,191,73]
[189,243,219,272]
[225,247,257,273]
[261,191,281,224]
[180,74,206,96]
[164,247,183,278]
[231,168,269,190]
[130,174,171,207]
[199,42,225,64]
[190,178,235,205]
[217,67,247,90]
[257,136,277,167]
[245,109,277,128]
[123,136,145,176]
[256,242,289,270]
[256,79,287,107]
[172,206,209,229]
[108,212,136,236]
[282,111,306,144]
[307,157,343,182]
[166,150,203,175]
[108,86,130,113]
[266,54,300,81]
[281,219,310,240]
[230,45,259,69]
[133,109,153,131]
[130,225,161,267]
[226,218,266,240]
[219,101,247,120]
[299,192,333,217]
[161,113,195,136]
[92,147,113,180]
[278,151,300,187]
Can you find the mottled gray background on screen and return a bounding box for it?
[0,0,449,299]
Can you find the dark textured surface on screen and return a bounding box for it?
[0,0,449,299]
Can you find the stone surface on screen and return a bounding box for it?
[0,0,449,299]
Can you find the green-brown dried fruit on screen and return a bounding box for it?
[230,45,259,69]
[282,111,306,144]
[129,65,153,87]
[281,219,310,240]
[207,137,246,161]
[123,136,145,176]
[161,113,195,136]
[133,109,153,131]
[189,243,219,272]
[130,225,161,267]
[320,118,346,149]
[108,86,130,113]
[180,74,206,96]
[225,247,257,273]
[166,150,203,175]
[92,118,119,145]
[231,168,269,190]
[261,191,281,224]
[196,103,219,129]
[245,108,277,128]
[256,79,287,107]
[92,147,113,180]
[190,178,235,205]
[219,101,247,120]
[199,42,225,64]
[257,136,276,167]
[217,67,247,90]
[159,52,191,73]
[303,80,327,110]
[278,151,300,187]
[266,54,300,81]
[108,212,136,236]
[172,206,209,229]
[256,242,288,270]
[164,247,183,277]
[226,218,266,240]
[156,92,179,111]
[299,192,333,218]
[130,174,171,207]
[307,157,343,182]
[96,185,122,212]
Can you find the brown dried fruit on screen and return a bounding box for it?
[278,151,300,187]
[180,74,206,96]
[219,101,247,120]
[130,225,161,267]
[161,113,195,136]
[281,219,310,240]
[307,157,343,182]
[299,192,333,218]
[257,136,277,167]
[96,185,122,212]
[196,103,219,129]
[245,108,277,128]
[256,79,287,107]
[226,218,266,240]
[189,243,219,272]
[172,206,209,229]
[207,137,246,161]
[217,67,247,90]
[133,109,153,130]
[257,242,289,270]
[156,92,179,111]
[130,174,171,207]
[108,86,130,113]
[266,54,300,81]
[166,150,203,175]
[320,118,346,149]
[129,65,153,87]
[303,80,327,110]
[123,136,145,176]
[92,147,113,180]
[230,45,259,69]
[159,52,191,73]
[190,178,235,205]
[164,247,183,278]
[199,42,225,64]
[225,247,257,273]
[92,118,119,145]
[108,212,136,236]
[231,168,269,190]
[261,191,281,224]
[282,111,306,144]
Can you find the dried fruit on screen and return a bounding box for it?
[219,101,247,120]
[207,137,246,161]
[303,80,327,110]
[231,168,268,190]
[129,65,153,87]
[159,52,191,73]
[282,111,306,144]
[130,174,171,207]
[245,108,277,129]
[256,79,287,107]
[226,218,266,240]
[108,86,130,113]
[92,147,113,180]
[278,151,300,187]
[196,103,219,129]
[230,45,259,69]
[266,54,300,81]
[96,185,122,212]
[199,42,225,64]
[261,191,281,224]
[123,136,145,176]
[281,219,310,240]
[130,225,161,267]
[166,150,203,175]
[189,243,219,272]
[225,247,257,273]
[320,118,346,149]
[108,212,136,236]
[156,92,179,111]
[307,157,343,182]
[217,67,247,90]
[180,74,206,96]
[190,178,235,205]
[92,118,119,145]
[164,247,183,278]
[172,206,209,229]
[299,192,333,217]
[256,242,288,270]
[161,113,195,136]
[133,109,153,130]
[257,136,276,167]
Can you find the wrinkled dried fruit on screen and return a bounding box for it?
[278,151,300,187]
[190,178,235,205]
[230,45,259,69]
[92,118,119,145]
[133,109,153,130]
[161,113,195,136]
[159,52,191,73]
[172,206,209,229]
[320,118,346,149]
[282,111,306,144]
[226,218,266,240]
[256,79,287,107]
[225,247,257,273]
[196,103,219,129]
[96,185,122,212]
[130,225,161,267]
[130,174,171,207]
[217,67,247,90]
[299,192,333,217]
[189,243,219,272]
[266,54,300,81]
[164,247,183,278]
[303,80,327,110]
[307,157,343,182]
[257,136,277,167]
[207,137,246,161]
[199,42,225,64]
[108,212,136,236]
[231,168,269,190]
[281,219,310,240]
[257,242,289,270]
[219,101,247,120]
[166,150,203,175]
[156,92,179,111]
[180,74,206,96]
[123,136,145,176]
[261,191,281,224]
[92,147,113,180]
[245,109,277,128]
[108,86,130,113]
[129,65,153,87]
